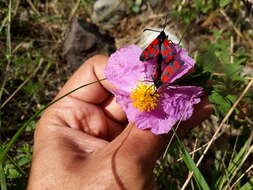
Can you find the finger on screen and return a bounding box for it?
[53,55,126,123]
[106,117,125,140]
[39,95,125,139]
[55,55,110,103]
[101,123,166,169]
[101,95,127,124]
[34,123,109,155]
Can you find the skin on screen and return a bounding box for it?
[27,55,213,190]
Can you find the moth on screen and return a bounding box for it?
[140,29,184,89]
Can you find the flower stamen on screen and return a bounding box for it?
[130,84,160,112]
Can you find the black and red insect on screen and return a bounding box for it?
[140,30,176,63]
[140,29,184,89]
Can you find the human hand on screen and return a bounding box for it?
[28,55,212,190]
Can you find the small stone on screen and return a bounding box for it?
[91,0,127,29]
[62,18,115,70]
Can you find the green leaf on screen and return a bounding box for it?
[172,129,211,190]
[222,63,243,81]
[209,91,232,117]
[194,0,202,10]
[6,168,20,179]
[131,0,142,13]
[196,51,221,73]
[0,162,7,190]
[22,81,40,95]
[25,120,36,132]
[227,94,237,103]
[7,154,26,176]
[220,0,231,7]
[181,149,210,190]
[18,156,31,166]
[239,177,253,190]
[215,133,253,189]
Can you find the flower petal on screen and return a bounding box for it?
[134,86,203,135]
[151,117,178,134]
[161,86,204,121]
[134,109,177,135]
[105,45,146,92]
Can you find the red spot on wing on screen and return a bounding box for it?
[161,65,174,83]
[140,38,160,61]
[143,50,149,59]
[164,55,173,63]
[163,39,171,48]
[173,61,181,69]
[166,66,174,74]
[162,50,168,56]
[151,38,159,47]
[147,46,154,55]
[161,74,169,82]
[161,40,175,64]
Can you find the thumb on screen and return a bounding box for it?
[110,123,167,165]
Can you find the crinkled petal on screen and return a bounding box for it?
[105,45,147,92]
[161,86,203,121]
[151,117,178,134]
[134,107,177,134]
[133,86,203,135]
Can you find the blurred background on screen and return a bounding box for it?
[0,0,253,189]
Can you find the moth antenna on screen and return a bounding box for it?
[162,14,170,31]
[143,29,161,33]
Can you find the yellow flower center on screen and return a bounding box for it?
[130,84,160,112]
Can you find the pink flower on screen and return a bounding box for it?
[105,45,203,134]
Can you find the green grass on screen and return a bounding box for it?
[1,0,253,189]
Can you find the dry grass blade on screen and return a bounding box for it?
[69,0,81,21]
[0,58,43,109]
[225,145,253,189]
[220,8,253,50]
[0,16,8,34]
[162,100,193,159]
[230,164,253,189]
[0,0,12,101]
[26,0,41,16]
[177,141,209,162]
[181,78,253,190]
[220,8,243,38]
[224,130,253,190]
